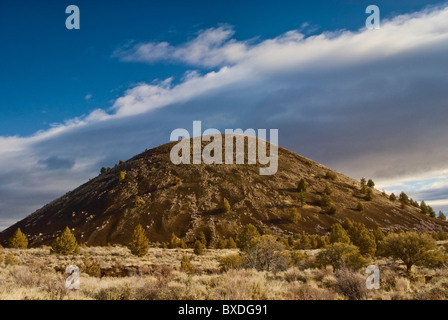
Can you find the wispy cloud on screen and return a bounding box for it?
[1,6,448,229]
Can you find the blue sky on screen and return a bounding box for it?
[1,0,444,135]
[0,0,447,229]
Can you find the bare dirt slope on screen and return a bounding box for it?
[1,135,446,247]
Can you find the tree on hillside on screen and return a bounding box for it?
[399,192,410,206]
[329,223,351,244]
[8,228,28,249]
[382,231,447,272]
[128,224,149,257]
[300,190,306,207]
[297,179,307,192]
[364,188,374,201]
[420,201,429,214]
[367,179,375,188]
[324,184,333,195]
[389,193,397,201]
[51,227,80,255]
[237,224,260,251]
[222,198,231,213]
[439,211,446,221]
[346,222,376,257]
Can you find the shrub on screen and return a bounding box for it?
[242,235,289,272]
[320,194,332,207]
[356,202,364,212]
[329,223,351,244]
[8,228,28,249]
[323,184,333,195]
[193,240,205,255]
[219,254,243,272]
[169,232,180,249]
[100,167,106,175]
[360,177,366,186]
[180,240,188,249]
[218,239,228,249]
[297,179,307,192]
[342,218,354,230]
[128,224,149,257]
[364,188,373,201]
[315,235,327,248]
[51,227,80,255]
[82,252,101,277]
[382,231,445,272]
[335,269,368,300]
[328,205,337,215]
[389,193,397,201]
[325,171,337,180]
[367,179,375,188]
[4,252,18,266]
[219,198,231,213]
[197,231,207,247]
[237,224,260,251]
[133,196,146,208]
[288,208,299,223]
[289,250,309,269]
[316,243,367,271]
[227,237,237,249]
[180,254,196,274]
[118,171,126,181]
[174,176,182,186]
[439,211,446,221]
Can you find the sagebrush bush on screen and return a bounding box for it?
[335,268,368,300]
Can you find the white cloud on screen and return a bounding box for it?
[1,5,448,230]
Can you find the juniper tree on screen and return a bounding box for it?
[8,228,28,249]
[128,224,149,257]
[329,223,351,244]
[356,202,364,212]
[193,240,205,255]
[367,179,375,188]
[237,224,260,250]
[51,227,80,255]
[169,232,180,249]
[420,201,429,214]
[197,231,207,247]
[347,222,376,257]
[300,190,306,207]
[297,179,307,192]
[382,231,446,273]
[227,237,237,249]
[222,198,231,213]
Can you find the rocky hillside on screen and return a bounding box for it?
[1,135,446,247]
